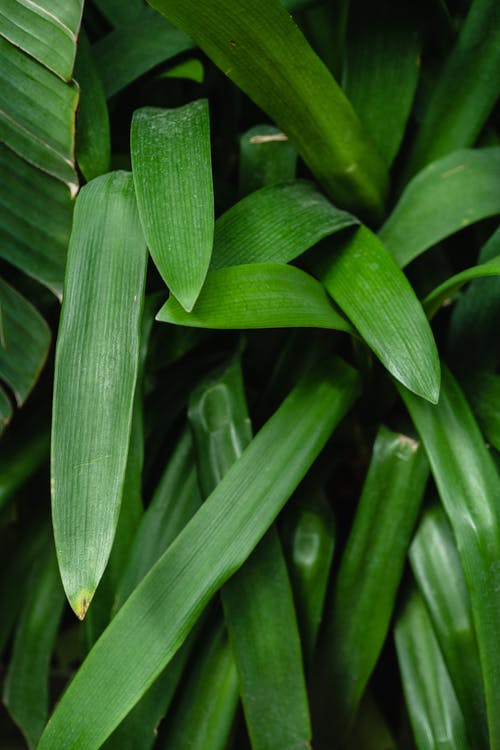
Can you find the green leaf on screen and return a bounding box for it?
[410,506,489,750]
[93,0,144,27]
[0,35,79,189]
[147,0,388,219]
[74,31,111,181]
[0,384,12,435]
[189,357,312,750]
[0,278,51,405]
[379,148,500,268]
[3,534,65,749]
[51,172,148,619]
[93,9,194,98]
[0,419,49,513]
[238,125,297,197]
[0,143,72,295]
[395,588,470,750]
[162,57,205,83]
[0,0,82,80]
[423,252,500,319]
[447,225,500,373]
[313,427,429,741]
[158,263,353,333]
[398,366,500,747]
[211,180,357,270]
[404,0,500,176]
[465,371,500,452]
[315,226,441,402]
[131,102,214,312]
[160,619,239,750]
[342,0,420,165]
[38,355,360,750]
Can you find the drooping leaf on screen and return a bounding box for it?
[379,148,500,268]
[160,619,239,750]
[313,427,429,742]
[238,125,297,197]
[315,226,441,402]
[423,252,500,319]
[0,278,51,405]
[147,0,389,219]
[404,0,500,177]
[132,102,214,312]
[158,263,353,333]
[395,588,470,750]
[3,534,65,749]
[74,31,111,181]
[93,9,194,98]
[410,506,489,750]
[211,180,357,270]
[342,0,421,165]
[398,366,500,746]
[38,355,360,750]
[0,0,82,80]
[51,172,148,619]
[189,356,312,750]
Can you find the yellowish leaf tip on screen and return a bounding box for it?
[72,590,94,621]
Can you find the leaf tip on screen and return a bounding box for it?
[72,590,94,620]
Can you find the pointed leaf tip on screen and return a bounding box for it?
[73,590,93,621]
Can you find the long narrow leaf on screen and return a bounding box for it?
[398,366,500,747]
[423,253,500,318]
[147,0,388,219]
[315,226,440,402]
[39,355,360,749]
[132,102,214,312]
[51,172,148,618]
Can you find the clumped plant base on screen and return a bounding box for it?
[0,0,499,749]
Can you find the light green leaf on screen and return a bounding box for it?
[147,0,388,219]
[0,0,82,80]
[410,506,488,750]
[51,172,148,619]
[238,125,297,197]
[158,263,353,333]
[395,588,470,750]
[398,366,500,747]
[211,180,357,270]
[342,0,420,165]
[0,278,50,405]
[313,427,429,742]
[75,31,111,181]
[93,9,194,98]
[38,355,360,750]
[132,102,214,312]
[316,226,440,402]
[379,148,500,268]
[0,143,72,295]
[3,534,65,749]
[405,0,500,176]
[161,58,205,83]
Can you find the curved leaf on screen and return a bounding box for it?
[52,172,148,619]
[157,263,353,333]
[38,355,360,750]
[423,252,500,318]
[147,0,388,219]
[132,102,214,312]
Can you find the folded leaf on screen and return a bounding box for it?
[132,102,214,312]
[380,148,500,268]
[38,355,360,750]
[211,180,357,270]
[398,366,500,747]
[158,263,353,333]
[51,172,148,619]
[147,0,388,219]
[316,226,440,402]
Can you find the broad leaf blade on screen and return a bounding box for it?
[157,263,353,333]
[132,102,214,312]
[380,148,500,268]
[398,366,500,747]
[211,180,357,270]
[147,0,388,219]
[39,355,360,749]
[51,172,148,618]
[316,226,441,402]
